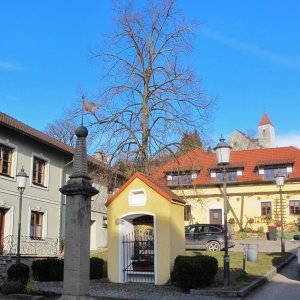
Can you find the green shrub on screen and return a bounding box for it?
[90,257,104,279]
[257,226,264,233]
[32,257,105,281]
[237,231,248,239]
[7,263,30,284]
[173,255,218,291]
[24,280,34,294]
[32,258,64,281]
[0,280,24,294]
[244,227,253,233]
[228,218,235,225]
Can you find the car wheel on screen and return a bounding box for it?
[206,241,221,251]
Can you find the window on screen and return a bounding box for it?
[184,205,191,221]
[261,202,271,217]
[128,189,147,206]
[30,211,43,239]
[209,226,222,233]
[103,216,108,228]
[167,173,192,186]
[216,171,237,182]
[264,167,287,180]
[33,157,46,186]
[290,200,300,215]
[0,144,13,177]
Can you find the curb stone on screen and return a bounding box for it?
[190,253,296,298]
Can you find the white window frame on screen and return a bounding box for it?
[128,189,147,206]
[0,139,18,181]
[28,206,48,239]
[30,153,50,189]
[289,199,300,215]
[260,201,272,217]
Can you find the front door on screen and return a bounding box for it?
[0,209,6,254]
[209,209,222,224]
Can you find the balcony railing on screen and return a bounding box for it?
[0,235,58,257]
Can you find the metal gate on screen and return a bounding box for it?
[122,232,154,283]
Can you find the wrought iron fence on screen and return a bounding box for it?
[122,232,154,283]
[0,235,58,257]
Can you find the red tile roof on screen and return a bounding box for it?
[151,147,300,185]
[0,112,122,174]
[106,172,185,206]
[259,112,273,126]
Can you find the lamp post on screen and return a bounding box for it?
[275,171,285,253]
[214,136,232,287]
[16,167,28,264]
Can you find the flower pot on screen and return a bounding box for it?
[132,265,154,272]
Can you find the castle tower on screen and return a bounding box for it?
[258,112,275,148]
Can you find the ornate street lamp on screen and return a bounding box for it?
[214,136,232,287]
[16,167,28,264]
[275,171,285,253]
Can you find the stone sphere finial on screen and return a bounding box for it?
[75,126,88,138]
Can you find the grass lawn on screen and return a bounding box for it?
[90,250,293,290]
[186,250,293,290]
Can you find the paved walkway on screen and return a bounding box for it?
[245,256,300,300]
[231,238,300,254]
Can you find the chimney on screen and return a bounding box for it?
[94,150,111,164]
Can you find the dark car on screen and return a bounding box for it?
[185,224,235,251]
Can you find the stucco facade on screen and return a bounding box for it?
[176,181,300,233]
[152,146,300,235]
[106,173,185,285]
[0,112,122,256]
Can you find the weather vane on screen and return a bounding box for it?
[81,94,85,126]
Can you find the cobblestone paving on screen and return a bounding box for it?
[33,281,241,300]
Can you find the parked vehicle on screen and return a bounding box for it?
[185,224,235,251]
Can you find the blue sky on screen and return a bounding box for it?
[1,0,300,148]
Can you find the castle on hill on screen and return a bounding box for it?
[229,112,275,150]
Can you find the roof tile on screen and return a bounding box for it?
[0,112,121,173]
[152,147,300,185]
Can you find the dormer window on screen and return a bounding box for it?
[166,172,196,186]
[216,170,238,183]
[210,164,244,183]
[257,160,294,181]
[263,166,287,180]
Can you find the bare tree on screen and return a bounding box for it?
[45,118,77,147]
[45,106,97,149]
[86,0,213,173]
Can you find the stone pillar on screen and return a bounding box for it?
[59,126,99,300]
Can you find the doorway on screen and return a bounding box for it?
[209,209,222,224]
[121,214,155,283]
[0,209,6,254]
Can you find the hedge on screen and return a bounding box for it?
[173,255,218,291]
[7,263,30,285]
[31,257,104,281]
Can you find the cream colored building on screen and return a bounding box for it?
[153,146,300,234]
[106,172,185,285]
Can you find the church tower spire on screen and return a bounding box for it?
[258,112,275,148]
